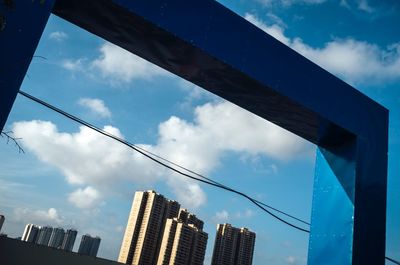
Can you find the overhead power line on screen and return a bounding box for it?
[18,90,310,233]
[133,143,310,226]
[387,257,400,265]
[17,90,400,265]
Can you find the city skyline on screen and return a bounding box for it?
[2,190,257,265]
[1,1,399,264]
[3,189,257,265]
[20,223,79,252]
[117,190,255,265]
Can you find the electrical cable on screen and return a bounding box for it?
[133,144,311,226]
[17,90,400,264]
[387,257,400,265]
[18,90,310,233]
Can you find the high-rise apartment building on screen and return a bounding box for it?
[157,215,208,265]
[118,190,180,265]
[48,227,65,248]
[36,226,54,246]
[211,224,256,265]
[22,224,40,243]
[0,215,5,232]
[78,234,101,257]
[61,229,77,251]
[178,208,204,231]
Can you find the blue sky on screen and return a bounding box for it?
[1,1,399,264]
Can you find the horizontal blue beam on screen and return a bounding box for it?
[52,0,387,146]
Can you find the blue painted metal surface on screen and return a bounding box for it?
[309,143,356,265]
[0,0,388,264]
[0,0,55,130]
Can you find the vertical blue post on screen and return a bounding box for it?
[309,140,356,265]
[352,127,388,264]
[0,0,55,130]
[309,114,388,265]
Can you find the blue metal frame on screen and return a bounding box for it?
[0,1,388,264]
[0,0,54,131]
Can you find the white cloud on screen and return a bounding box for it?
[167,180,207,209]
[178,79,215,102]
[340,0,351,9]
[91,42,170,84]
[49,31,68,41]
[269,164,278,174]
[12,121,160,187]
[266,12,287,27]
[245,13,290,45]
[78,98,112,119]
[214,210,230,223]
[12,101,310,209]
[257,0,326,7]
[62,58,85,71]
[245,13,400,85]
[286,256,298,264]
[188,101,309,160]
[68,186,101,209]
[177,79,217,112]
[340,0,380,14]
[115,226,124,232]
[14,207,63,225]
[243,155,279,175]
[357,0,374,13]
[213,209,255,223]
[234,209,255,219]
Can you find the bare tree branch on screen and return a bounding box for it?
[1,131,25,153]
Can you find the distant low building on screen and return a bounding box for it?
[21,224,78,251]
[21,224,40,243]
[78,234,101,257]
[48,227,65,249]
[0,215,5,232]
[36,226,53,246]
[61,229,77,252]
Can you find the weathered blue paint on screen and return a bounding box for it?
[0,0,55,130]
[0,1,388,264]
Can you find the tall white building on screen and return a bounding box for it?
[21,224,40,243]
[118,190,180,265]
